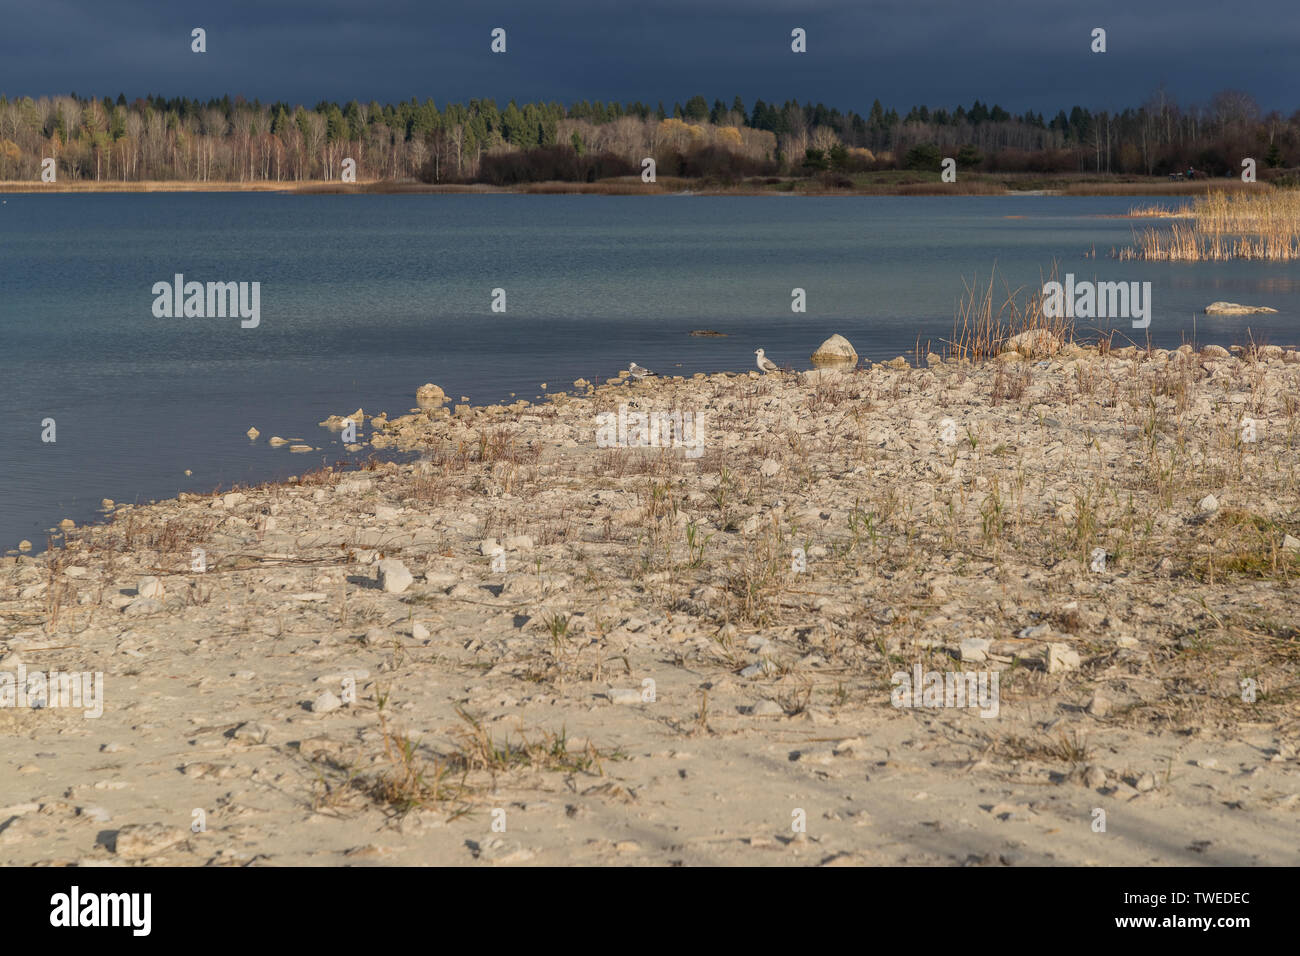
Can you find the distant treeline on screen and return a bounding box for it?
[0,88,1295,184]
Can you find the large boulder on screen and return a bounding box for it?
[1004,328,1060,357]
[810,334,858,366]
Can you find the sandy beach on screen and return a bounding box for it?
[1,341,1297,866]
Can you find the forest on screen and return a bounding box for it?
[0,87,1294,185]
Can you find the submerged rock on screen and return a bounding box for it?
[416,383,447,407]
[1204,301,1278,315]
[319,408,364,429]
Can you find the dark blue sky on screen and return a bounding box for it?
[2,0,1296,115]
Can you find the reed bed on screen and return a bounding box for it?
[521,179,667,195]
[895,180,1008,196]
[1125,201,1193,218]
[0,179,301,192]
[1118,189,1300,261]
[1195,189,1300,234]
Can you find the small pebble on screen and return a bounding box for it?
[376,559,414,594]
[136,576,164,600]
[1086,692,1112,717]
[312,691,343,714]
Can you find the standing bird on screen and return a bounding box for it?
[754,348,780,374]
[628,362,656,380]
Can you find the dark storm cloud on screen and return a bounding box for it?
[1,0,1295,113]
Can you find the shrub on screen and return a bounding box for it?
[802,147,829,172]
[474,146,637,185]
[904,143,942,171]
[956,144,984,168]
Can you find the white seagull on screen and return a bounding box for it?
[754,348,780,374]
[628,362,656,380]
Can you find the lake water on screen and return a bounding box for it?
[2,193,1297,550]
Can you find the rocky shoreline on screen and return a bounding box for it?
[1,341,1298,866]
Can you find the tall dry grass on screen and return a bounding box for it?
[521,179,666,195]
[1063,180,1256,197]
[947,264,1074,360]
[1195,189,1300,234]
[1126,201,1193,218]
[895,181,1008,196]
[0,179,306,193]
[1119,189,1300,261]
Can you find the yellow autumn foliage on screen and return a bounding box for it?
[657,118,705,144]
[715,126,743,149]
